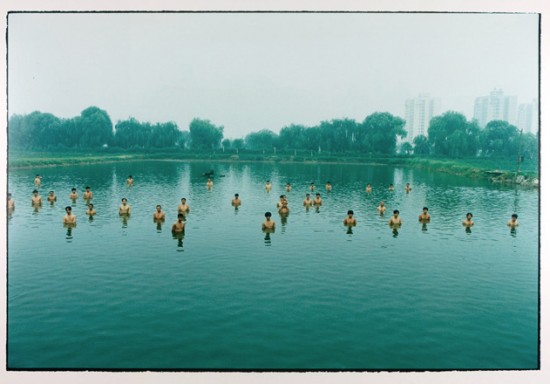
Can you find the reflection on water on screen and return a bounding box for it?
[120,214,130,228]
[421,222,428,232]
[390,225,400,237]
[510,227,517,237]
[155,219,164,232]
[173,232,184,251]
[465,226,472,234]
[263,229,274,246]
[346,226,354,235]
[64,223,75,241]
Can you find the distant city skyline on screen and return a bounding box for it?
[7,12,539,139]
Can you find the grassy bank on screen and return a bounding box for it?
[7,150,538,184]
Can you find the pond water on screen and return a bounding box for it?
[7,160,539,370]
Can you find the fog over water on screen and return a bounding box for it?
[7,11,538,138]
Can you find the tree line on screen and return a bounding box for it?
[8,106,538,161]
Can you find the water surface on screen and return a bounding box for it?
[7,161,539,370]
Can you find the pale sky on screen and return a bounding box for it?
[7,12,539,139]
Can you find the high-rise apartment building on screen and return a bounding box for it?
[473,88,517,128]
[403,93,441,142]
[517,99,539,135]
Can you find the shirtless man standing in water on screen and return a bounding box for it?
[507,214,519,228]
[377,201,386,214]
[7,193,15,210]
[343,210,357,226]
[388,210,402,226]
[63,206,76,224]
[231,193,242,207]
[153,205,165,221]
[172,213,186,234]
[31,190,42,206]
[69,188,78,200]
[418,207,430,222]
[119,198,131,215]
[303,193,313,207]
[262,212,275,231]
[83,186,93,200]
[47,191,57,203]
[462,212,474,227]
[178,198,190,214]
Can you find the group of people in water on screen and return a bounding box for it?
[7,174,520,239]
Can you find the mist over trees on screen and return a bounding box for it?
[8,106,538,162]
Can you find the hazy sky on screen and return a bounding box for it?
[7,12,539,139]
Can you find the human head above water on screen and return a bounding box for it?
[65,206,72,212]
[121,198,128,203]
[265,211,272,218]
[347,210,354,215]
[511,213,518,219]
[466,212,473,218]
[177,213,184,219]
[393,210,400,215]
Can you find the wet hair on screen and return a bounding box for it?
[177,213,184,219]
[466,212,473,217]
[71,188,77,191]
[128,175,133,178]
[122,198,127,202]
[85,186,90,189]
[306,193,310,197]
[265,211,272,218]
[32,189,38,194]
[393,210,399,214]
[423,207,429,211]
[327,181,331,183]
[310,182,315,184]
[347,210,354,215]
[280,195,285,198]
[65,206,72,211]
[316,193,321,197]
[88,203,94,208]
[235,193,239,197]
[156,205,161,209]
[181,198,187,202]
[49,191,54,194]
[512,214,518,219]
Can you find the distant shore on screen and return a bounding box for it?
[7,151,539,187]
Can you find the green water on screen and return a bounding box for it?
[7,161,539,370]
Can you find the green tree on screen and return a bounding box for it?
[361,112,406,155]
[150,122,180,148]
[428,111,480,157]
[279,124,307,150]
[232,138,245,151]
[245,129,279,151]
[78,106,113,147]
[480,120,520,157]
[400,141,413,155]
[413,135,430,155]
[189,119,224,150]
